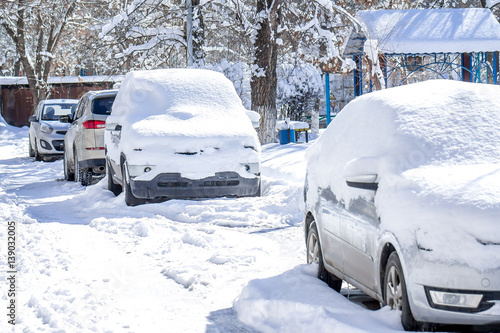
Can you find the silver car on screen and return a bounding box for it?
[304,80,500,331]
[61,90,117,186]
[28,99,78,161]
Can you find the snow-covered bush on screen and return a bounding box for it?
[277,63,323,121]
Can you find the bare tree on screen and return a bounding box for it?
[1,0,78,105]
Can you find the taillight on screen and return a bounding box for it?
[83,120,106,129]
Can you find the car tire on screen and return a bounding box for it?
[28,136,35,157]
[122,161,145,206]
[34,139,42,161]
[81,169,93,186]
[307,221,342,292]
[384,252,420,331]
[74,151,81,183]
[64,152,74,181]
[107,159,122,196]
[254,178,262,197]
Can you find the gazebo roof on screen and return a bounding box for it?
[343,8,500,56]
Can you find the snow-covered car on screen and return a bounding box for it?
[304,80,500,331]
[28,99,78,161]
[61,90,118,186]
[104,69,261,206]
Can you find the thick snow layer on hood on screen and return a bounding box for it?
[110,68,257,140]
[306,80,500,268]
[357,8,500,54]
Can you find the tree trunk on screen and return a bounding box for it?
[192,0,205,64]
[251,0,280,144]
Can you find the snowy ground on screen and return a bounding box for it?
[0,120,405,332]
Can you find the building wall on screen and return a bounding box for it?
[0,82,114,127]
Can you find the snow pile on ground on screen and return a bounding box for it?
[235,264,402,333]
[306,79,500,270]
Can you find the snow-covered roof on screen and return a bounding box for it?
[344,8,500,55]
[0,75,124,86]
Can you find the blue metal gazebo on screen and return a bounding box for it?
[342,8,500,97]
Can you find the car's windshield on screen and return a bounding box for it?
[41,104,76,121]
[92,96,115,115]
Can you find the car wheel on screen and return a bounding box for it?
[307,221,342,292]
[34,139,42,161]
[81,169,93,186]
[254,178,262,197]
[74,151,81,183]
[28,136,35,157]
[384,252,420,331]
[122,161,145,206]
[107,159,122,196]
[64,152,74,181]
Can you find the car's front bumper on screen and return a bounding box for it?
[37,132,65,155]
[129,172,260,199]
[405,254,500,327]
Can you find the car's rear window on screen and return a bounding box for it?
[92,96,115,115]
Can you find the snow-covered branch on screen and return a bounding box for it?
[486,0,500,8]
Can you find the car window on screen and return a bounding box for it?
[41,103,76,121]
[33,102,42,120]
[74,97,88,120]
[92,96,115,115]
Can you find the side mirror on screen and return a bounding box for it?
[344,157,379,190]
[29,115,37,123]
[105,121,121,131]
[246,110,260,128]
[345,174,378,191]
[59,115,71,123]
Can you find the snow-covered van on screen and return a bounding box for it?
[104,69,261,206]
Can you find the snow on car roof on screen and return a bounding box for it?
[42,99,79,104]
[111,68,257,139]
[354,8,500,54]
[309,79,500,173]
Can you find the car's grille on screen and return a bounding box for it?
[201,180,240,187]
[175,152,197,155]
[52,140,65,151]
[56,130,67,135]
[158,181,189,188]
[156,172,241,189]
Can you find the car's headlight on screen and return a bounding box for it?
[40,123,53,134]
[128,165,154,178]
[427,288,483,309]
